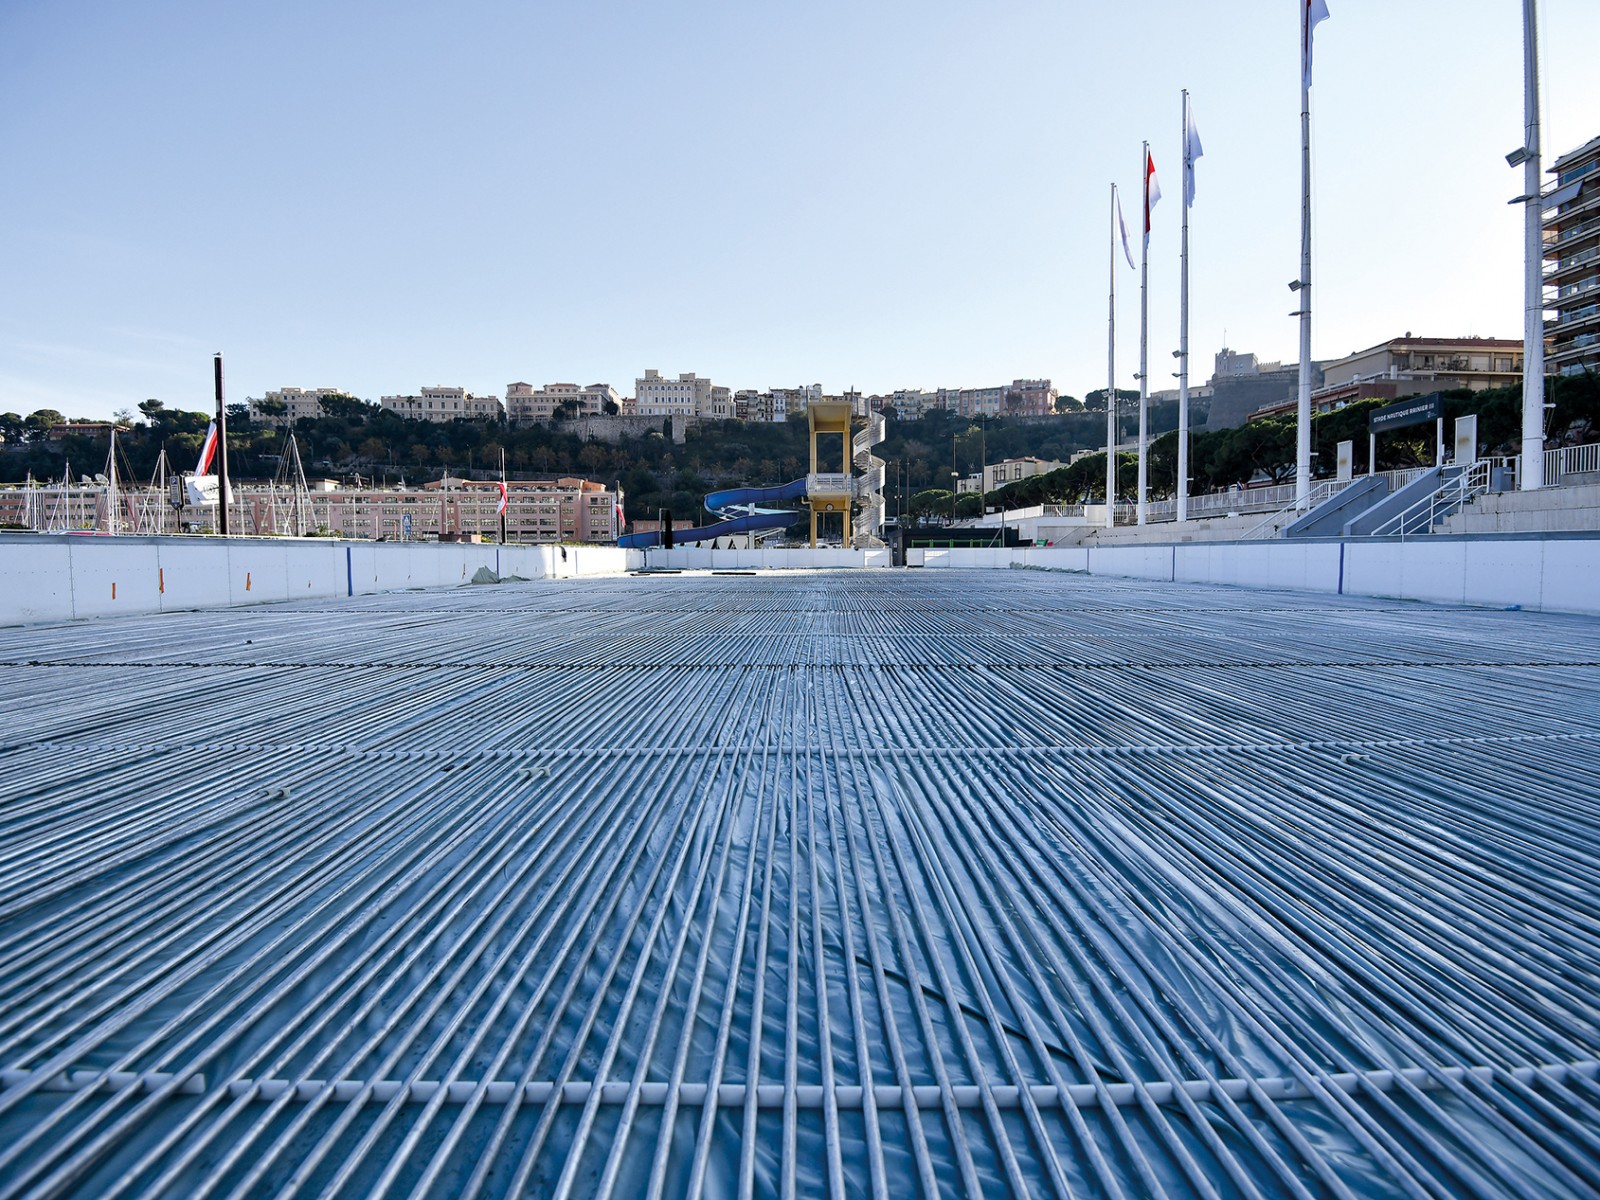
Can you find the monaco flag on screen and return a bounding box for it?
[495,481,508,515]
[1144,151,1161,235]
[195,421,219,476]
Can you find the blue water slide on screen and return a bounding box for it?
[703,478,810,515]
[618,478,808,548]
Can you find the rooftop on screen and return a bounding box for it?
[1,572,1597,1196]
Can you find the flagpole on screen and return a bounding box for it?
[1137,142,1150,526]
[1178,91,1192,524]
[499,447,507,544]
[1294,3,1314,510]
[1106,182,1117,530]
[1519,0,1545,490]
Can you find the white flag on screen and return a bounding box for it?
[1184,102,1204,207]
[1116,190,1135,269]
[1303,0,1330,90]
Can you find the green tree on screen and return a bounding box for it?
[24,409,64,440]
[909,488,954,522]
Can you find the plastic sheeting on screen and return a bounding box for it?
[1,572,1598,1197]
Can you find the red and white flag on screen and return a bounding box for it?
[1144,151,1161,236]
[495,481,508,515]
[1303,0,1330,90]
[195,421,218,476]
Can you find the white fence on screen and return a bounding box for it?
[0,535,628,625]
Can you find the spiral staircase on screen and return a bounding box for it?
[851,411,887,548]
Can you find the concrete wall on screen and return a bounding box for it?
[0,535,628,625]
[910,536,1600,617]
[628,547,891,571]
[1437,481,1600,534]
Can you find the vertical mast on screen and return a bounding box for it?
[214,353,231,535]
[1137,142,1150,526]
[1520,0,1545,490]
[1106,183,1118,530]
[1178,90,1192,523]
[105,426,119,536]
[1295,3,1314,508]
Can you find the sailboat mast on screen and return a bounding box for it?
[105,427,119,536]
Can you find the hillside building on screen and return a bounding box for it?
[635,370,716,419]
[505,382,623,425]
[379,387,503,423]
[248,387,349,427]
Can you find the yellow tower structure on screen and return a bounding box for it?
[805,401,854,548]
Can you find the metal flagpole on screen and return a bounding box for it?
[1294,4,1314,510]
[1106,183,1117,530]
[1137,143,1150,526]
[1519,0,1545,490]
[1178,90,1192,524]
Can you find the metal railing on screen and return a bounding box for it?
[1549,441,1600,480]
[1366,461,1492,539]
[1239,479,1346,539]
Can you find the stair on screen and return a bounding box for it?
[852,413,887,548]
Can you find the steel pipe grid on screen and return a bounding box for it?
[0,572,1598,1198]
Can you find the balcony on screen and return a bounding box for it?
[1548,214,1600,251]
[1544,243,1600,283]
[807,473,852,497]
[1548,301,1600,334]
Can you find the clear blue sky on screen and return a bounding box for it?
[3,0,1597,421]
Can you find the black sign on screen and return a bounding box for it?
[1369,394,1442,434]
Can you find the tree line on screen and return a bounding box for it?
[3,372,1592,523]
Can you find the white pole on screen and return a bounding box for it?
[1178,91,1192,524]
[1107,183,1117,530]
[1295,2,1314,509]
[1137,141,1150,526]
[1520,0,1545,490]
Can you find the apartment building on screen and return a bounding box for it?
[1,476,622,542]
[247,387,348,427]
[635,370,718,418]
[379,386,503,423]
[505,382,623,425]
[1546,133,1600,377]
[956,457,1068,495]
[1246,335,1521,422]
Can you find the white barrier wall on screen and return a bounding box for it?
[633,547,892,571]
[909,537,1600,617]
[0,535,628,625]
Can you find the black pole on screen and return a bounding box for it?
[214,353,230,536]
